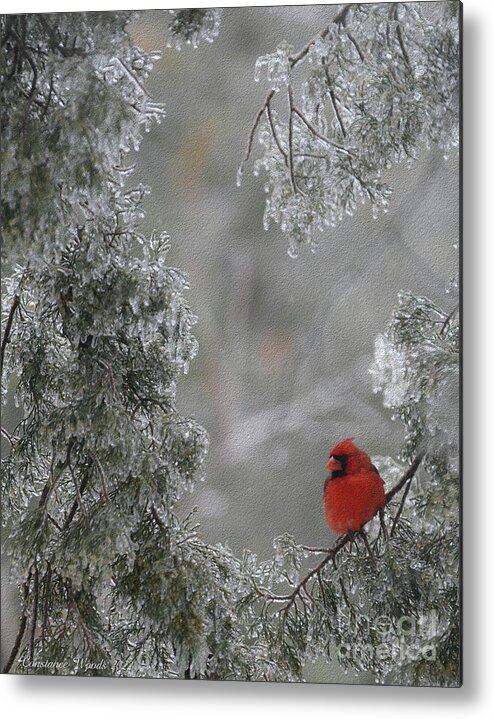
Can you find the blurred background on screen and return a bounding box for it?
[1,5,459,683]
[129,6,458,553]
[129,6,458,682]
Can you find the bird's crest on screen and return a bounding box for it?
[329,437,357,457]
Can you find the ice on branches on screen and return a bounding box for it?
[166,9,221,50]
[1,10,314,684]
[1,12,217,680]
[255,41,293,91]
[1,7,460,687]
[1,12,165,263]
[239,286,460,686]
[367,288,460,684]
[240,2,460,256]
[371,290,460,463]
[1,191,211,672]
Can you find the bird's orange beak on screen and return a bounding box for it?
[326,456,342,472]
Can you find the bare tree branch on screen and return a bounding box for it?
[1,294,20,375]
[266,101,288,166]
[239,89,275,172]
[288,4,353,66]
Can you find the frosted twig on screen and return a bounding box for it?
[287,85,303,194]
[324,65,347,137]
[1,294,20,375]
[1,426,18,447]
[116,57,154,100]
[241,4,354,173]
[239,89,275,172]
[266,101,288,166]
[288,4,353,66]
[393,3,411,69]
[390,474,413,537]
[292,107,354,156]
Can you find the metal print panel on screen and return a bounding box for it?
[1,3,461,686]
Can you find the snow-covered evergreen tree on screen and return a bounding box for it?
[1,6,460,686]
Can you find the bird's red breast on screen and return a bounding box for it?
[323,438,385,535]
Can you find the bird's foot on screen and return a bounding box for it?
[359,530,378,567]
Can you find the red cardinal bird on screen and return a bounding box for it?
[323,438,385,536]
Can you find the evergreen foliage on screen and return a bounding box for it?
[166,8,221,50]
[1,5,460,686]
[238,1,460,257]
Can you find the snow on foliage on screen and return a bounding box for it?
[240,2,460,257]
[1,7,460,686]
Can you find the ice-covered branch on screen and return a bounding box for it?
[261,451,425,612]
[239,2,460,256]
[1,294,20,375]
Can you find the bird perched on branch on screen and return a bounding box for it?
[323,438,385,536]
